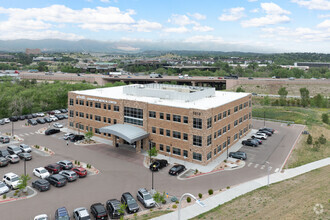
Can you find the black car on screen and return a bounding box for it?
[229,151,247,160]
[259,127,275,134]
[169,164,186,176]
[17,152,32,161]
[242,140,258,147]
[45,128,60,135]
[90,203,108,220]
[149,159,168,171]
[19,115,26,120]
[46,174,67,187]
[70,135,85,142]
[63,114,68,119]
[9,116,18,122]
[32,179,50,192]
[0,149,10,157]
[60,109,68,113]
[247,138,262,145]
[258,129,272,136]
[26,114,33,119]
[32,113,38,118]
[106,199,123,219]
[121,192,139,214]
[36,118,46,124]
[28,119,38,125]
[44,117,52,123]
[0,157,9,167]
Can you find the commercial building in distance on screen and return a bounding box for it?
[68,84,252,165]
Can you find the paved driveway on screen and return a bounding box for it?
[0,119,304,219]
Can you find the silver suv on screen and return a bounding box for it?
[59,170,78,182]
[3,172,20,189]
[137,188,155,208]
[57,160,73,170]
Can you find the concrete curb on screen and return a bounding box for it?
[0,186,37,204]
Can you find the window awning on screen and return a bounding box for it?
[99,124,149,144]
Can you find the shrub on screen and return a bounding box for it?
[322,113,329,124]
[78,161,80,166]
[175,200,179,204]
[187,197,191,203]
[208,189,213,195]
[318,134,326,145]
[74,160,77,165]
[150,209,153,212]
[219,189,222,192]
[172,204,177,209]
[227,186,230,189]
[307,134,313,145]
[3,194,6,199]
[194,169,199,175]
[198,193,202,199]
[44,148,48,152]
[162,199,166,204]
[224,159,227,163]
[171,196,178,202]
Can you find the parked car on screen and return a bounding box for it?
[6,154,20,163]
[149,159,168,171]
[56,115,65,120]
[168,164,186,176]
[72,167,87,178]
[137,188,156,208]
[26,114,33,119]
[0,119,5,125]
[0,157,9,167]
[242,139,258,147]
[0,149,10,158]
[70,134,85,142]
[19,144,32,153]
[46,174,67,187]
[229,151,247,160]
[43,117,52,123]
[248,138,262,145]
[3,172,20,189]
[32,179,50,192]
[63,133,74,140]
[53,123,63,128]
[49,115,58,121]
[63,114,68,119]
[28,119,38,125]
[34,214,49,220]
[57,160,73,170]
[259,127,275,134]
[60,109,68,113]
[32,113,38,118]
[251,133,267,140]
[45,128,60,135]
[36,118,46,124]
[7,145,22,155]
[54,110,61,114]
[0,136,10,144]
[33,167,50,179]
[59,170,78,182]
[257,129,272,136]
[45,163,63,174]
[90,203,108,220]
[121,192,139,214]
[55,207,70,220]
[4,118,10,123]
[106,199,122,219]
[9,116,18,122]
[36,112,45,117]
[17,152,32,161]
[73,207,91,220]
[0,181,9,195]
[19,115,26,120]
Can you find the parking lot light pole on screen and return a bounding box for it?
[152,165,156,190]
[265,161,270,187]
[11,121,14,137]
[24,159,26,176]
[227,136,230,159]
[178,193,206,220]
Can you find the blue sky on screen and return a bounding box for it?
[0,0,329,52]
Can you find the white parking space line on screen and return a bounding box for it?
[29,132,34,135]
[275,168,279,172]
[260,165,265,169]
[247,162,253,167]
[254,164,259,168]
[24,133,29,136]
[19,134,24,136]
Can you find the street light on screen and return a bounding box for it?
[11,121,14,137]
[23,159,26,176]
[265,161,270,187]
[178,193,206,220]
[151,164,156,191]
[226,136,230,159]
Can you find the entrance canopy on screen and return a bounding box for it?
[99,124,149,144]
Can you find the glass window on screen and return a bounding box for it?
[223,141,227,149]
[207,117,212,129]
[183,133,188,140]
[79,112,84,117]
[108,118,111,123]
[193,152,202,161]
[86,101,89,106]
[207,152,212,160]
[173,131,181,139]
[223,111,227,118]
[103,104,107,109]
[173,115,181,123]
[159,144,164,151]
[166,114,171,120]
[149,111,156,118]
[173,147,181,156]
[103,117,106,122]
[69,110,74,117]
[234,106,238,112]
[95,115,101,121]
[86,113,89,119]
[193,118,202,129]
[234,120,238,126]
[239,117,242,123]
[166,146,170,153]
[89,102,93,107]
[193,135,202,146]
[114,119,117,124]
[218,113,222,121]
[75,99,78,104]
[217,145,221,152]
[114,106,119,112]
[183,116,188,124]
[90,114,93,119]
[234,133,238,140]
[152,127,156,134]
[217,129,222,137]
[160,112,164,119]
[239,104,242,110]
[207,135,212,146]
[214,132,217,139]
[223,126,227,133]
[166,130,171,137]
[227,137,231,146]
[69,98,74,106]
[228,109,231,116]
[228,124,231,131]
[183,150,188,157]
[108,104,111,110]
[159,128,164,135]
[95,103,101,108]
[124,107,143,126]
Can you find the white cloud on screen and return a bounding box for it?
[187,13,206,20]
[241,3,291,27]
[218,7,245,21]
[318,14,330,18]
[184,35,223,43]
[317,19,330,28]
[168,14,197,26]
[192,25,214,32]
[133,20,162,32]
[163,26,189,33]
[248,0,258,2]
[100,0,110,2]
[0,30,84,40]
[250,8,259,13]
[291,0,330,10]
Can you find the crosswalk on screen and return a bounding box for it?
[18,131,39,137]
[247,162,280,172]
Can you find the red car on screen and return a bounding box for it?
[72,167,87,178]
[45,163,62,174]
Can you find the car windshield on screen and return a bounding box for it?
[127,198,136,205]
[40,169,47,173]
[144,194,152,200]
[12,177,19,182]
[0,182,6,187]
[57,217,69,220]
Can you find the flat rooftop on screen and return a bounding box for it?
[72,84,250,110]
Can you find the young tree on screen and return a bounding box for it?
[307,134,313,145]
[118,203,127,220]
[148,146,158,164]
[322,113,329,124]
[236,86,245,93]
[278,87,288,106]
[153,191,166,208]
[299,88,310,107]
[17,174,31,193]
[85,131,94,143]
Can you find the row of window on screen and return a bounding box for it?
[72,111,118,124]
[70,99,120,112]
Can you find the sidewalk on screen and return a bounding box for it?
[153,157,330,220]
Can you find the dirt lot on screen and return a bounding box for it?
[192,165,330,220]
[229,83,330,96]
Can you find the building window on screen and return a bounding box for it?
[69,122,73,127]
[166,130,171,137]
[159,128,164,135]
[95,128,101,134]
[173,115,181,123]
[86,126,89,131]
[223,126,227,133]
[79,112,84,118]
[69,98,74,106]
[173,147,181,156]
[207,152,212,160]
[108,118,111,123]
[149,111,156,118]
[234,133,238,140]
[228,109,231,116]
[227,137,231,146]
[103,117,106,122]
[103,104,107,109]
[193,135,202,147]
[76,99,78,105]
[228,124,231,131]
[75,111,78,117]
[193,152,202,161]
[183,116,188,124]
[108,104,111,110]
[239,104,242,110]
[234,120,238,126]
[166,146,170,153]
[193,118,202,129]
[249,112,252,119]
[89,102,93,107]
[239,117,242,123]
[218,113,222,121]
[234,106,238,112]
[114,119,117,124]
[217,145,221,152]
[86,101,89,107]
[69,110,74,117]
[114,106,119,112]
[95,115,101,121]
[223,111,227,118]
[223,141,227,149]
[159,144,164,151]
[166,114,171,121]
[207,135,212,146]
[214,132,217,139]
[249,100,252,107]
[95,103,101,108]
[90,114,93,119]
[173,131,181,139]
[160,112,164,119]
[152,127,156,134]
[207,117,212,129]
[217,129,222,137]
[214,115,217,122]
[183,133,188,140]
[86,113,89,119]
[124,107,143,126]
[183,150,188,158]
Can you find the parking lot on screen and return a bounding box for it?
[0,117,304,219]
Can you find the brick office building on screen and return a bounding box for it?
[68,84,252,165]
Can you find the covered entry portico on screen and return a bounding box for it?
[99,124,149,153]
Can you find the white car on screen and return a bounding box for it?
[63,133,74,140]
[33,167,50,179]
[54,110,61,114]
[3,118,10,123]
[251,133,267,140]
[19,144,32,153]
[3,172,20,189]
[49,115,58,121]
[0,181,9,195]
[34,214,49,220]
[36,112,45,117]
[73,207,90,220]
[53,123,63,128]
